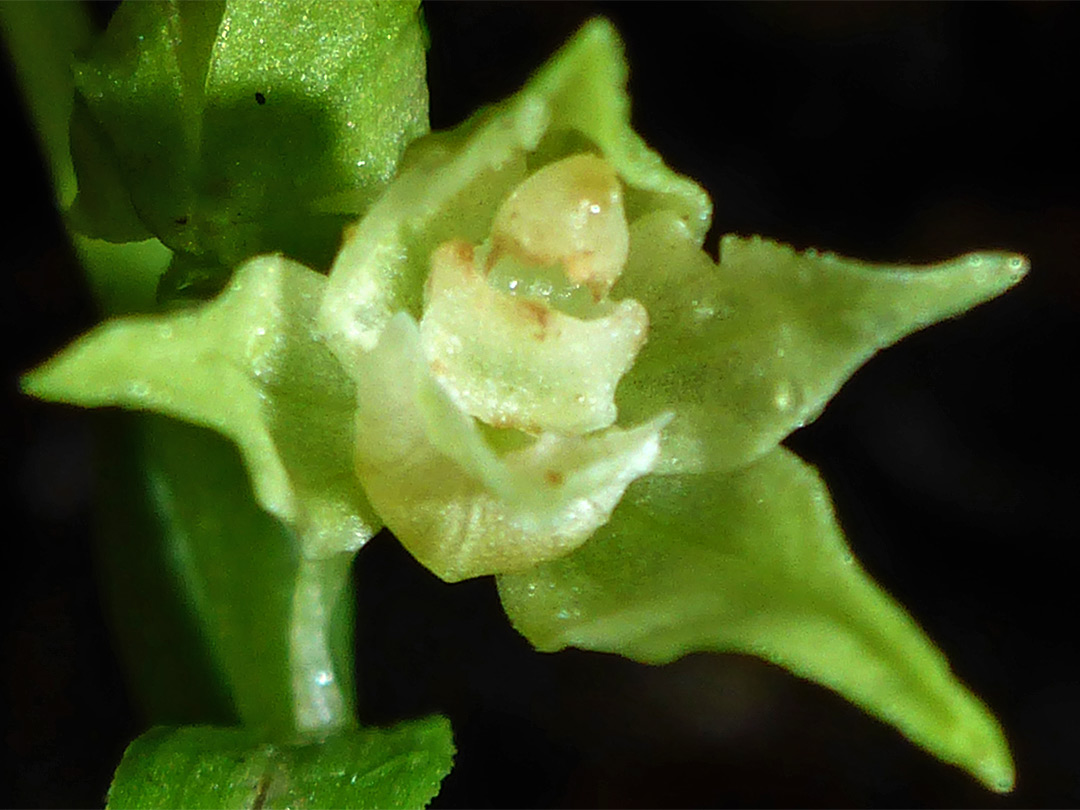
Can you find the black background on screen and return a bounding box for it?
[3,3,1079,807]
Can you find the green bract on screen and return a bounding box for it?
[22,11,1026,798]
[106,718,454,810]
[69,0,428,297]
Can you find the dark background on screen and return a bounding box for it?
[3,3,1078,807]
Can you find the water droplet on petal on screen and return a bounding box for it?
[773,380,794,412]
[692,299,716,320]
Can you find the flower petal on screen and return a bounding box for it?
[615,210,1029,473]
[498,447,1015,793]
[351,313,668,582]
[22,255,381,559]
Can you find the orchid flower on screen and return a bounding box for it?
[18,5,1024,803]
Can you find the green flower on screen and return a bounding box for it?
[25,16,1025,793]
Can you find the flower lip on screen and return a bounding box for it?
[412,151,650,438]
[419,235,648,436]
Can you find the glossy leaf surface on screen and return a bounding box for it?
[106,718,454,809]
[73,0,428,278]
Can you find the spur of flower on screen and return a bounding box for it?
[25,17,1026,791]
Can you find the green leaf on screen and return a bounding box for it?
[97,414,357,737]
[0,1,93,208]
[319,16,708,370]
[66,97,153,242]
[22,254,380,560]
[74,0,428,278]
[351,313,668,582]
[615,210,1030,474]
[93,412,238,727]
[498,447,1014,792]
[106,717,454,810]
[71,234,173,316]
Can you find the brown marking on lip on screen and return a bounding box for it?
[520,300,550,327]
[430,239,475,266]
[485,236,508,275]
[544,469,564,486]
[564,251,594,283]
[454,240,475,266]
[488,233,558,275]
[586,278,608,302]
[516,300,552,341]
[428,239,478,299]
[430,239,475,272]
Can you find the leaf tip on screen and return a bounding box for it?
[19,356,67,403]
[971,249,1030,285]
[942,687,1016,793]
[573,15,622,47]
[975,749,1016,794]
[19,368,46,399]
[969,716,1016,794]
[541,14,626,86]
[947,251,1030,308]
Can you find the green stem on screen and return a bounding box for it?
[290,555,357,735]
[112,414,358,740]
[5,3,360,742]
